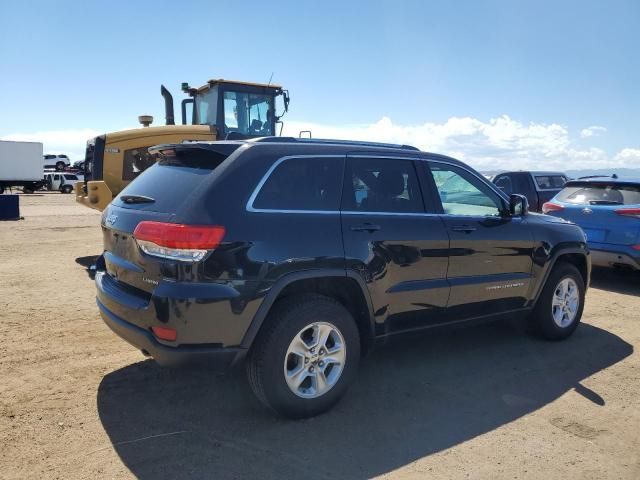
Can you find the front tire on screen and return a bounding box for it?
[247,294,360,419]
[532,262,585,340]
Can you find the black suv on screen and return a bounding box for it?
[96,138,590,418]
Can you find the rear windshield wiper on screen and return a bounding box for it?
[120,194,155,204]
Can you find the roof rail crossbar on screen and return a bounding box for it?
[250,136,419,151]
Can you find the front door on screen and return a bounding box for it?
[426,161,535,319]
[341,155,450,335]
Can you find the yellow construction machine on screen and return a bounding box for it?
[76,79,289,210]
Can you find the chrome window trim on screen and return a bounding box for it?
[246,154,345,213]
[246,152,509,215]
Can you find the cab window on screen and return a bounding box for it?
[494,174,513,194]
[122,146,158,181]
[429,163,502,216]
[223,91,273,136]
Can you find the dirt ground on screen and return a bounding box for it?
[0,192,638,479]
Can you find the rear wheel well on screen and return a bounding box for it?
[271,277,373,355]
[554,253,588,285]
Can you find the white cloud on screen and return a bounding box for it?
[2,116,636,172]
[580,126,607,138]
[1,128,101,161]
[283,115,634,172]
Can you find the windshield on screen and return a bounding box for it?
[557,182,640,205]
[223,91,274,136]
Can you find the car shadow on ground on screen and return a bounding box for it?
[97,322,632,479]
[590,267,640,296]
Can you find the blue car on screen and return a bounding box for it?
[543,176,640,270]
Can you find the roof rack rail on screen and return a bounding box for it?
[250,136,419,151]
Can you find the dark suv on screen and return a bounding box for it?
[95,138,590,418]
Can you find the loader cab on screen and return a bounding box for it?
[183,80,289,138]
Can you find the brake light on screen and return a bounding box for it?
[133,221,225,262]
[633,245,640,251]
[151,326,177,341]
[542,202,564,214]
[615,208,640,218]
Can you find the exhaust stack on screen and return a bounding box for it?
[161,85,175,125]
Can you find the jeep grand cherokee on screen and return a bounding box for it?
[95,137,590,418]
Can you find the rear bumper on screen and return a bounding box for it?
[97,299,245,368]
[590,245,640,270]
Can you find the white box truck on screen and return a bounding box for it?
[0,140,44,194]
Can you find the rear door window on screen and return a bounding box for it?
[556,182,640,205]
[342,157,424,214]
[252,157,344,211]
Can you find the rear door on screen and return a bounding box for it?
[427,161,535,318]
[341,155,450,334]
[101,146,236,295]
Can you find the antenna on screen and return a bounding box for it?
[267,72,274,86]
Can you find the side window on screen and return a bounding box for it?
[252,157,343,211]
[429,163,502,217]
[494,175,513,194]
[122,146,159,181]
[53,174,60,181]
[343,157,424,213]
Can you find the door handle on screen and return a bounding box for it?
[350,223,381,232]
[451,225,477,233]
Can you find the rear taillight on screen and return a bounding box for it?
[542,202,564,214]
[615,208,640,218]
[632,245,640,251]
[133,221,225,262]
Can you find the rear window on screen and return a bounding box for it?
[557,182,640,205]
[113,147,232,211]
[252,157,343,211]
[63,174,78,180]
[535,175,566,189]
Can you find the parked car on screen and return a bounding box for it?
[543,176,640,271]
[43,172,81,193]
[43,154,71,171]
[95,138,590,418]
[492,171,569,212]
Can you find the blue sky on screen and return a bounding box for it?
[1,0,639,170]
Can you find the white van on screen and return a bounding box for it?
[43,172,82,193]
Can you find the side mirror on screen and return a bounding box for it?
[509,194,529,216]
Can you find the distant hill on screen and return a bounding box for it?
[565,168,640,179]
[481,168,640,179]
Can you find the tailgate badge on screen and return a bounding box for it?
[582,208,593,215]
[106,213,118,226]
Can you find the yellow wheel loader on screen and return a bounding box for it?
[76,79,289,211]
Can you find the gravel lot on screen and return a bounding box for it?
[1,193,638,479]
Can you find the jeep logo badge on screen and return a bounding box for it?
[106,213,118,226]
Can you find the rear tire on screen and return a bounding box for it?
[247,294,360,419]
[532,262,585,340]
[61,185,73,194]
